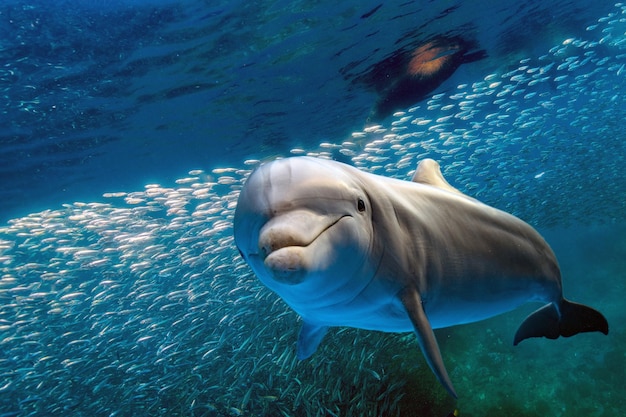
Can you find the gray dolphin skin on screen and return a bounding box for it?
[233,156,609,398]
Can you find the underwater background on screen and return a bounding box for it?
[0,0,625,416]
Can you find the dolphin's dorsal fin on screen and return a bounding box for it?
[411,159,463,195]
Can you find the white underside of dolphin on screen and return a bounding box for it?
[233,156,609,398]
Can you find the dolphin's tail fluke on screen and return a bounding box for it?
[513,299,609,345]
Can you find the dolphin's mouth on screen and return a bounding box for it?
[256,214,349,284]
[258,214,349,259]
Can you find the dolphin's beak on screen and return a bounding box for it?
[258,210,344,257]
[257,210,346,284]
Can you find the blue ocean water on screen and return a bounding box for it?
[0,0,625,416]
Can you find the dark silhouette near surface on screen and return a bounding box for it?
[365,37,487,122]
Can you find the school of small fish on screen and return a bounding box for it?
[1,4,625,417]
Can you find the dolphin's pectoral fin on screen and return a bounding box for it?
[401,288,458,398]
[296,322,329,360]
[513,299,609,345]
[411,159,463,196]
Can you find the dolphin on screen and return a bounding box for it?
[233,156,609,398]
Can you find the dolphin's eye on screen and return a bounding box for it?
[357,198,366,212]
